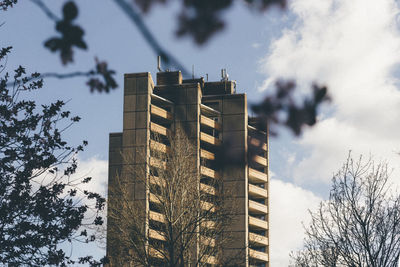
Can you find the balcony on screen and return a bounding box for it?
[200,166,221,179]
[149,175,166,187]
[252,155,267,167]
[200,236,216,247]
[150,157,166,169]
[248,184,268,199]
[248,137,267,151]
[149,210,166,223]
[201,200,216,213]
[149,229,166,241]
[200,183,216,195]
[151,104,173,120]
[150,139,170,154]
[201,220,216,229]
[249,216,268,230]
[148,247,164,259]
[200,132,222,146]
[248,168,268,184]
[200,115,222,131]
[149,193,162,204]
[249,200,268,215]
[150,122,170,136]
[249,249,269,262]
[200,149,215,160]
[249,232,269,246]
[200,103,220,116]
[201,255,217,265]
[151,93,173,105]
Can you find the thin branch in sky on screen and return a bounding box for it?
[40,71,93,79]
[30,0,60,21]
[113,0,189,77]
[5,70,92,87]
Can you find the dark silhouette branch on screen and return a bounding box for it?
[30,0,59,21]
[6,70,93,87]
[40,70,93,79]
[5,57,118,93]
[113,0,189,77]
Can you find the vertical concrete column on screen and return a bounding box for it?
[122,72,154,265]
[172,83,202,264]
[221,94,249,267]
[186,84,201,265]
[172,83,201,149]
[122,72,154,197]
[106,133,123,266]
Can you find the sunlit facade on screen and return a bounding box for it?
[107,71,269,266]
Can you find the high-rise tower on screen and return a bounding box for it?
[107,71,269,266]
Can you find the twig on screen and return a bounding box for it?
[30,0,59,21]
[6,70,94,87]
[113,0,189,77]
[31,0,189,78]
[40,71,93,79]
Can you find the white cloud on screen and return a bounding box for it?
[30,156,108,259]
[62,157,109,258]
[260,0,400,185]
[73,156,108,197]
[261,0,400,264]
[32,156,108,199]
[269,179,322,266]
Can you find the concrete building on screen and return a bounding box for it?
[107,71,269,266]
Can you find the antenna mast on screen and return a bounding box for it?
[157,56,162,72]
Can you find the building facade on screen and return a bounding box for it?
[107,71,269,266]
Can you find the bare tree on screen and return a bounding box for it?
[107,130,238,266]
[290,155,400,267]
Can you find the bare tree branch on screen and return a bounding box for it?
[107,130,238,266]
[290,154,400,267]
[6,70,92,87]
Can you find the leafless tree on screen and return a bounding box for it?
[107,130,238,266]
[290,155,400,267]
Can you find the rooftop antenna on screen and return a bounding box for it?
[221,68,229,81]
[192,65,194,79]
[157,56,162,72]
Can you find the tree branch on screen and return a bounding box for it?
[113,0,189,77]
[40,71,93,79]
[6,70,94,87]
[30,0,59,21]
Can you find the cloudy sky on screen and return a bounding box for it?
[267,0,400,264]
[3,0,400,265]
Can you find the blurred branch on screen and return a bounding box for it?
[5,57,117,93]
[40,70,93,79]
[6,70,91,87]
[113,0,189,77]
[30,0,59,21]
[252,81,330,136]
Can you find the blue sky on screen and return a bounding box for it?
[3,0,400,265]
